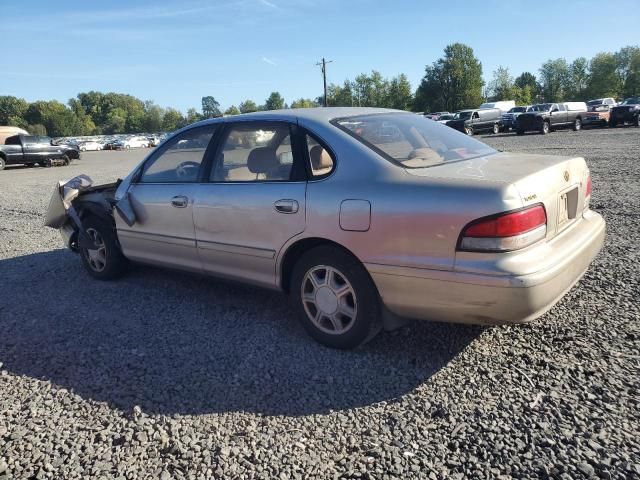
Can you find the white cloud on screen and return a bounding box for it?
[261,56,277,66]
[258,0,278,8]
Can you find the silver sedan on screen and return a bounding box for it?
[46,108,605,349]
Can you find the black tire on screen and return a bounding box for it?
[540,121,550,135]
[516,129,525,135]
[0,156,6,171]
[635,115,640,127]
[41,159,52,167]
[492,123,500,135]
[290,245,382,349]
[573,117,582,131]
[79,216,128,280]
[609,119,617,128]
[61,154,70,166]
[464,126,473,136]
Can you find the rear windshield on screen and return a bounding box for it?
[333,112,496,168]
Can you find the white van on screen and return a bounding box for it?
[563,102,588,112]
[479,101,516,113]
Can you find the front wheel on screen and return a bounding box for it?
[492,123,500,135]
[61,154,70,166]
[290,246,382,349]
[464,126,473,136]
[516,129,524,135]
[573,118,582,131]
[635,115,640,127]
[609,119,618,128]
[0,157,6,171]
[540,121,550,135]
[80,217,128,280]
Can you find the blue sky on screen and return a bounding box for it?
[2,0,639,112]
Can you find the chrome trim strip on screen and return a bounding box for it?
[117,229,195,247]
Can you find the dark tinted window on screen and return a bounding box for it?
[4,135,20,145]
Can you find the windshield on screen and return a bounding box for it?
[439,114,454,120]
[621,97,640,105]
[529,104,552,112]
[587,100,603,106]
[453,111,472,120]
[509,107,526,113]
[333,113,497,169]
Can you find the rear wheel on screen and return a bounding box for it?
[464,126,473,136]
[290,245,381,349]
[0,157,5,171]
[573,117,582,131]
[492,123,500,134]
[80,216,128,280]
[61,154,70,166]
[635,115,640,127]
[540,121,550,135]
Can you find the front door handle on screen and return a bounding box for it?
[171,195,189,208]
[274,199,299,214]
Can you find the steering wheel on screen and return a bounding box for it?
[176,161,200,179]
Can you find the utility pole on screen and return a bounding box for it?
[316,57,333,107]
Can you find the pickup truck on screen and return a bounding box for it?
[609,96,640,127]
[515,102,587,135]
[0,134,80,171]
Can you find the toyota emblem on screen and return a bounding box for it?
[564,171,570,182]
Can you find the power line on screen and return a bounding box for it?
[316,57,333,107]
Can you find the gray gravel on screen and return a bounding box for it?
[1,129,639,479]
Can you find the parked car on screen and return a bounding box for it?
[118,136,150,149]
[586,98,616,111]
[446,108,502,135]
[0,126,29,145]
[0,134,80,170]
[78,140,103,151]
[582,105,610,128]
[479,101,515,113]
[435,113,455,124]
[515,102,587,135]
[424,111,450,121]
[44,107,604,349]
[147,135,161,147]
[501,106,532,131]
[609,96,640,127]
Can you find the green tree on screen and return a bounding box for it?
[414,43,484,112]
[238,100,259,113]
[142,101,164,132]
[24,100,78,136]
[0,96,29,128]
[224,105,241,115]
[514,72,541,102]
[201,96,221,118]
[587,52,621,99]
[162,108,186,131]
[104,108,127,134]
[387,74,413,110]
[290,98,318,108]
[539,58,571,102]
[264,92,285,110]
[325,80,354,106]
[27,124,47,135]
[615,45,640,98]
[488,66,515,101]
[186,108,202,124]
[567,57,589,100]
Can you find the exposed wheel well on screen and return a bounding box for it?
[279,237,361,292]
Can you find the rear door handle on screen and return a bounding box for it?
[171,195,189,208]
[274,199,299,214]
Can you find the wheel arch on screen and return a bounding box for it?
[278,237,363,293]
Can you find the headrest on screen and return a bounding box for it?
[309,145,333,170]
[247,147,279,173]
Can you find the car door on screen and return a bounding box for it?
[114,124,218,272]
[193,121,307,288]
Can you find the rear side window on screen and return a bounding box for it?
[333,113,496,168]
[210,123,294,182]
[305,134,334,177]
[139,126,216,183]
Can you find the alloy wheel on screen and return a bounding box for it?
[84,228,107,272]
[301,265,357,335]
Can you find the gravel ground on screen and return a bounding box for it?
[1,128,639,479]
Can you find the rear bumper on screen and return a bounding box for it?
[367,210,605,325]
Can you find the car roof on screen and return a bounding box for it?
[191,107,404,128]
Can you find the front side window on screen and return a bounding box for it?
[139,126,216,183]
[333,112,496,168]
[210,123,294,182]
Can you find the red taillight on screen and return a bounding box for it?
[585,175,592,198]
[459,205,547,252]
[463,205,547,238]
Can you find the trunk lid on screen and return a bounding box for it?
[405,152,590,240]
